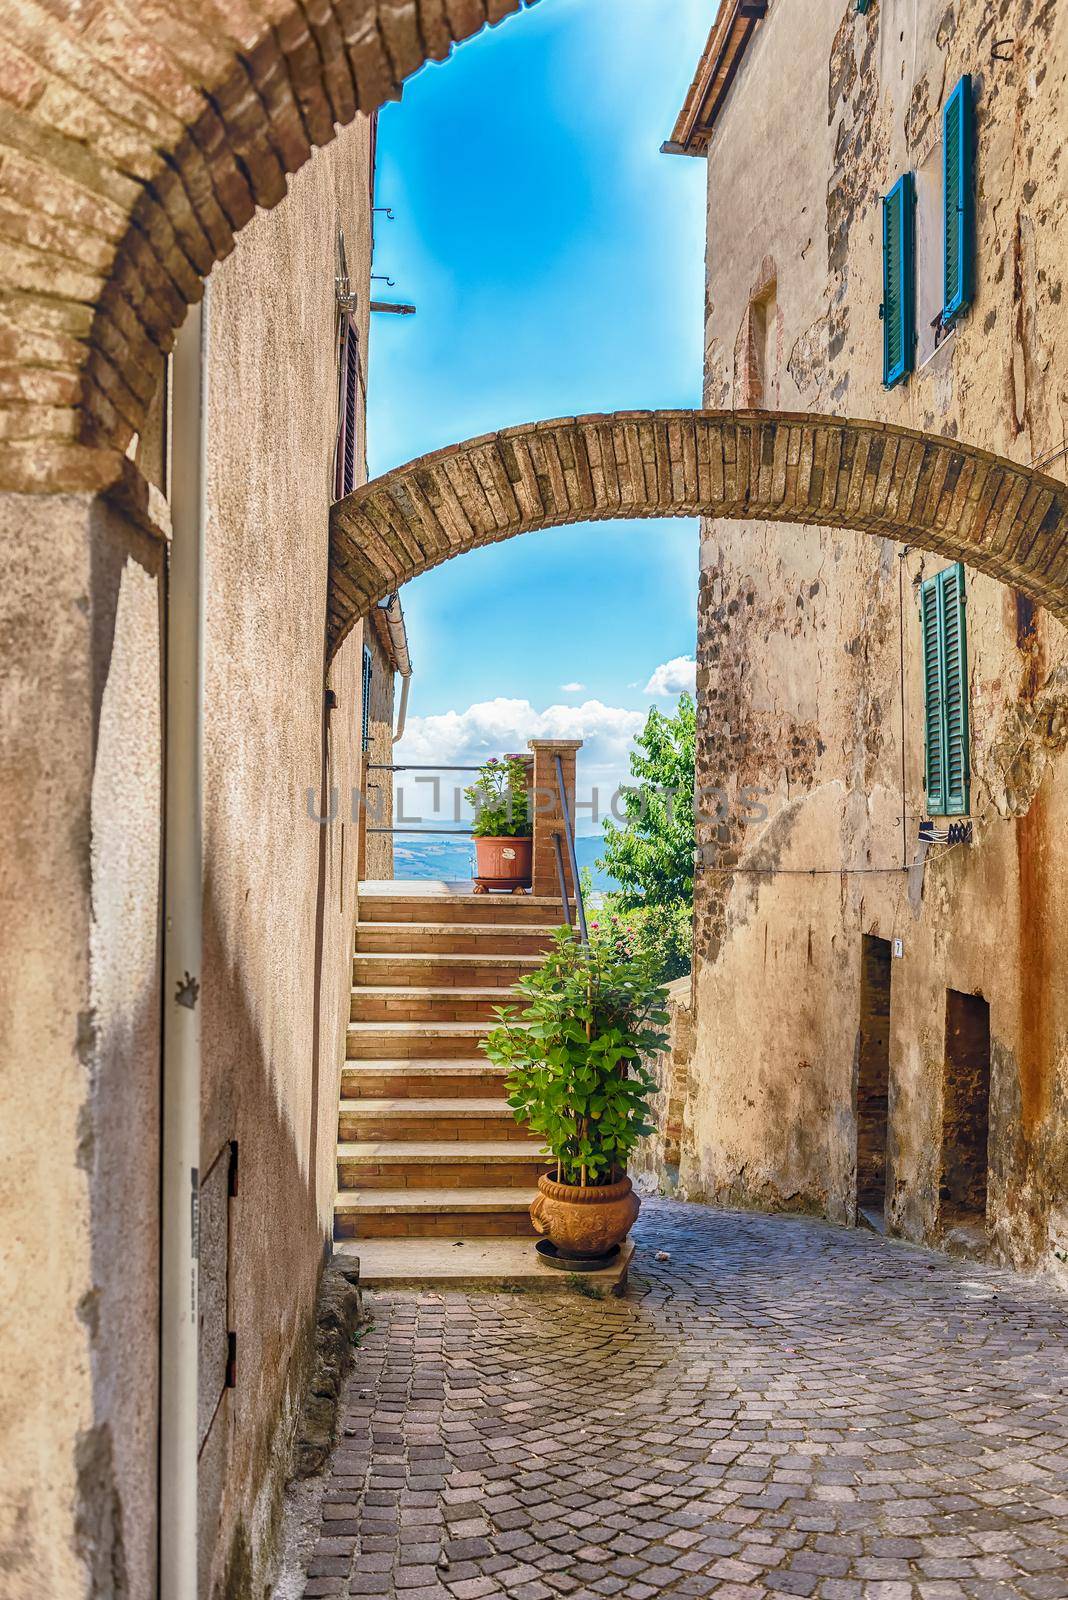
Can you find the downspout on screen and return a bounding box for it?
[377,593,413,744]
[160,288,208,1600]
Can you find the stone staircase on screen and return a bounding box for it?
[332,884,563,1286]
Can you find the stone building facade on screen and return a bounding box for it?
[0,111,405,1599]
[670,0,1068,1279]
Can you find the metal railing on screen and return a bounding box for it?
[554,751,589,945]
[365,762,481,836]
[362,758,590,944]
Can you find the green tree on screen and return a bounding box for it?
[597,693,695,980]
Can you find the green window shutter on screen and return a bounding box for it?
[920,564,970,817]
[921,575,946,815]
[882,173,916,387]
[939,563,970,815]
[942,75,975,324]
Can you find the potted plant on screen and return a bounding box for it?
[464,755,533,893]
[483,925,669,1260]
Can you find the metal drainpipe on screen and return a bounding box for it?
[160,287,208,1600]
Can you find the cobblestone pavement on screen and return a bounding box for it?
[294,1201,1068,1600]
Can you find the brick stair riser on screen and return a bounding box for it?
[355,926,555,956]
[353,957,534,987]
[341,1067,510,1099]
[337,1159,548,1190]
[338,1110,526,1141]
[346,1031,493,1060]
[358,897,568,927]
[334,1211,537,1241]
[350,993,511,1023]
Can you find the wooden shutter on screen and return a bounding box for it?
[940,564,970,815]
[334,316,361,501]
[921,575,946,815]
[920,564,970,817]
[942,75,974,324]
[361,645,373,752]
[882,173,916,388]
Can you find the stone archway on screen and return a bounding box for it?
[0,0,533,495]
[328,409,1068,655]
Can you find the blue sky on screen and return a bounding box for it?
[371,0,714,802]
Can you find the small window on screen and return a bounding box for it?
[882,173,916,387]
[334,315,361,500]
[942,75,975,325]
[361,645,373,753]
[920,563,970,817]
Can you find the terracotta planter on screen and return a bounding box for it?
[473,835,532,892]
[530,1173,640,1259]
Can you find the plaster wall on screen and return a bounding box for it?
[359,614,398,882]
[689,0,1068,1278]
[0,493,163,1600]
[0,113,379,1600]
[198,114,376,1600]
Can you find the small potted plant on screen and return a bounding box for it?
[483,925,668,1260]
[464,755,533,893]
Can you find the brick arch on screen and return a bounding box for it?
[0,0,532,495]
[328,409,1068,656]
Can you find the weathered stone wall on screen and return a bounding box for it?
[632,976,695,1197]
[688,0,1068,1280]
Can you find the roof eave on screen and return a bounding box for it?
[664,0,768,158]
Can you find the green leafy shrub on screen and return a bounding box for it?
[598,693,696,980]
[482,928,669,1187]
[463,755,532,839]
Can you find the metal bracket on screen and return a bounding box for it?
[335,226,359,314]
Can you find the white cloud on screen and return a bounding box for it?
[644,655,697,696]
[560,682,586,693]
[395,696,646,822]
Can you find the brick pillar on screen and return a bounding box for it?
[528,739,583,900]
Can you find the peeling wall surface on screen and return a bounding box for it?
[688,0,1068,1281]
[0,117,379,1600]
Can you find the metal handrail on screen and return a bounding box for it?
[551,832,573,930]
[367,826,474,836]
[366,763,482,772]
[554,752,589,945]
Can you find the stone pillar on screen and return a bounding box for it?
[528,739,583,901]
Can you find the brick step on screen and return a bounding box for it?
[337,1097,523,1142]
[346,1020,522,1060]
[333,1236,634,1292]
[341,1059,509,1099]
[355,921,558,956]
[333,1186,537,1240]
[349,985,516,1024]
[352,951,540,987]
[358,891,568,927]
[336,1140,549,1190]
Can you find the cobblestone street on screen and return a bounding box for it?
[289,1201,1068,1600]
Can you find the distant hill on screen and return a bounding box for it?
[392,832,619,891]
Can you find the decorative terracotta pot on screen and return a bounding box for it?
[530,1173,640,1258]
[473,835,532,892]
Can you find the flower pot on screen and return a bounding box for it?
[529,1173,640,1259]
[473,835,532,892]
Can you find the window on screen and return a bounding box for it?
[749,282,777,408]
[334,315,361,500]
[881,173,916,387]
[942,75,975,324]
[361,645,373,753]
[920,563,970,817]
